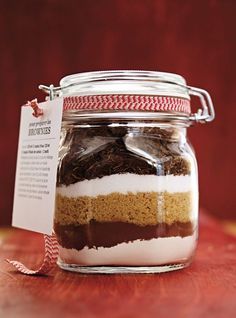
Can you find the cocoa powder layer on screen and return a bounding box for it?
[55,191,193,226]
[54,221,196,250]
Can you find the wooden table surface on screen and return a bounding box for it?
[0,213,236,318]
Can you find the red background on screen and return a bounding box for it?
[0,0,235,225]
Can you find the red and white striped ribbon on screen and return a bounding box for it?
[63,95,191,114]
[6,234,59,275]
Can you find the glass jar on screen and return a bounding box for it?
[40,71,215,274]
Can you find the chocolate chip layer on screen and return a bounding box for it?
[58,126,191,186]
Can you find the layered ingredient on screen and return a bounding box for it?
[54,126,198,266]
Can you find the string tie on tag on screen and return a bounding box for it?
[26,99,44,118]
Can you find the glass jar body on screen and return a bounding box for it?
[54,119,198,274]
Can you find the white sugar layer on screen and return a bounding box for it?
[58,234,197,266]
[57,173,196,197]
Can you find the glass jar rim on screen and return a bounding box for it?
[59,70,190,100]
[60,70,187,86]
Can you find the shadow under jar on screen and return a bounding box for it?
[42,70,215,274]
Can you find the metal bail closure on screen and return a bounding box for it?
[38,84,61,100]
[39,82,215,124]
[187,86,215,123]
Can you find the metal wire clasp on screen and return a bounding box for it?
[38,84,62,100]
[187,86,215,123]
[38,82,215,124]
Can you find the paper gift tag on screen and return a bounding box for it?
[12,98,63,234]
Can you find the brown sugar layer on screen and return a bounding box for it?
[55,191,193,226]
[54,221,196,250]
[58,126,191,186]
